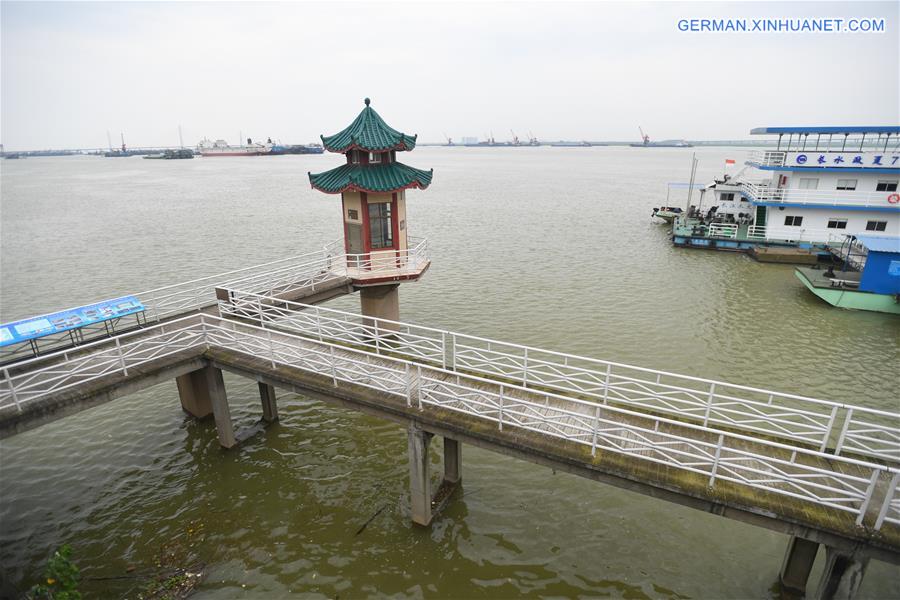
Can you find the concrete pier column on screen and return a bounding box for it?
[408,423,434,526]
[360,284,400,332]
[258,382,278,423]
[443,437,462,484]
[812,547,869,600]
[176,366,235,449]
[779,536,819,595]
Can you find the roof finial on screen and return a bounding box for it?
[364,97,371,106]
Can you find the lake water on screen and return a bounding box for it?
[1,148,898,598]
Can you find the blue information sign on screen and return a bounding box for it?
[0,296,145,348]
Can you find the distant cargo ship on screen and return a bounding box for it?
[197,137,273,157]
[631,126,692,148]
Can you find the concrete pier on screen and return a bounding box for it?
[443,437,461,484]
[259,382,278,422]
[360,284,400,331]
[813,546,869,600]
[176,366,235,448]
[780,536,819,595]
[408,423,433,526]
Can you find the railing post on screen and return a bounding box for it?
[821,405,839,453]
[314,306,324,342]
[856,469,883,526]
[441,331,447,370]
[417,364,424,409]
[875,472,900,531]
[708,433,724,487]
[374,319,381,354]
[115,337,128,376]
[835,408,854,456]
[405,363,412,407]
[591,404,600,457]
[268,330,276,369]
[498,384,504,431]
[257,297,265,328]
[450,333,458,371]
[3,368,21,412]
[329,344,338,386]
[522,347,529,386]
[703,383,716,427]
[601,364,612,404]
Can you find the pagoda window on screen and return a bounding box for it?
[368,202,394,249]
[369,152,382,164]
[350,151,360,165]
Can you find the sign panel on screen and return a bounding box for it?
[785,152,900,169]
[0,296,145,348]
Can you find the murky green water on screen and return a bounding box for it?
[1,149,898,598]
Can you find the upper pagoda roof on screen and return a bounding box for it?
[321,98,417,153]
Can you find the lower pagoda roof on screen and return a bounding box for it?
[308,162,433,194]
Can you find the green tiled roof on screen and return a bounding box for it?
[308,162,433,194]
[320,98,417,153]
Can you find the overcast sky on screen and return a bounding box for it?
[1,1,898,150]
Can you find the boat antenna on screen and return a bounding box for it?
[686,153,698,215]
[178,125,184,149]
[106,130,113,152]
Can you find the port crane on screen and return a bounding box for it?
[443,133,453,146]
[510,130,520,146]
[638,126,650,146]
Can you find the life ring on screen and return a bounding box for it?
[889,193,900,204]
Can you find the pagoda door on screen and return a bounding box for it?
[347,223,364,255]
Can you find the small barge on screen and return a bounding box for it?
[795,235,900,314]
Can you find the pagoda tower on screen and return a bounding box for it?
[309,98,433,326]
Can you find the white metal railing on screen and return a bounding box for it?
[1,239,431,362]
[323,237,430,279]
[744,225,854,244]
[707,223,739,239]
[746,150,787,167]
[216,292,900,464]
[4,312,897,530]
[742,182,900,209]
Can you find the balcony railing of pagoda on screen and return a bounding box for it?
[741,182,900,209]
[324,237,430,279]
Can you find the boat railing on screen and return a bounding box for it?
[707,223,739,239]
[745,226,853,245]
[742,182,900,208]
[746,150,786,167]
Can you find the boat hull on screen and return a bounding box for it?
[795,269,900,314]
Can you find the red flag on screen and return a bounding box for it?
[725,159,736,165]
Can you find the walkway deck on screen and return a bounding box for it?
[3,306,899,565]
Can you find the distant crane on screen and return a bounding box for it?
[638,126,650,146]
[120,133,127,153]
[510,129,520,146]
[528,131,539,146]
[443,133,453,146]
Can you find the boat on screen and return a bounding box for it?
[653,182,705,223]
[795,235,900,314]
[630,126,692,148]
[269,143,325,155]
[672,126,900,256]
[143,148,195,160]
[104,133,133,157]
[197,137,273,156]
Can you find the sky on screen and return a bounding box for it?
[1,0,898,150]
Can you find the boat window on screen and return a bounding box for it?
[836,179,857,191]
[876,180,898,192]
[369,152,382,164]
[826,218,847,229]
[784,216,803,226]
[368,202,394,249]
[798,178,818,190]
[719,192,735,202]
[866,220,887,232]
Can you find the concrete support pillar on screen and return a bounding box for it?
[360,284,400,332]
[779,536,819,595]
[443,437,462,484]
[176,366,235,449]
[812,546,869,600]
[408,423,433,526]
[258,382,278,423]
